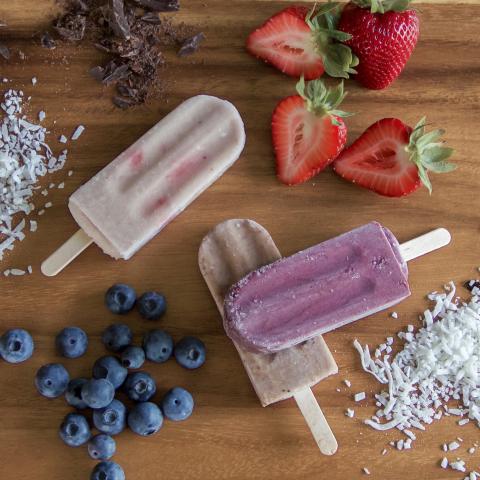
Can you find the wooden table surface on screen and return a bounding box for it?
[1,1,479,479]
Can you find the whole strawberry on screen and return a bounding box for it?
[338,0,420,89]
[272,77,352,185]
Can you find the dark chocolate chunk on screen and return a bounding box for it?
[0,43,10,60]
[40,32,56,49]
[140,12,162,24]
[109,0,131,39]
[131,0,180,12]
[102,62,130,84]
[54,13,86,42]
[113,95,136,109]
[177,32,204,57]
[89,65,105,82]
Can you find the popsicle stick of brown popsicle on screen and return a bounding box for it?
[198,219,339,455]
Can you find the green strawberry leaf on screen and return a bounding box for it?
[406,117,456,193]
[306,2,357,79]
[296,77,353,123]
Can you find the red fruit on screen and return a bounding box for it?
[272,78,351,185]
[338,2,419,89]
[247,5,358,80]
[332,118,456,197]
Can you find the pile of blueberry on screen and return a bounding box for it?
[2,284,206,480]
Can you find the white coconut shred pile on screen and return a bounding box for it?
[0,88,72,260]
[354,280,480,476]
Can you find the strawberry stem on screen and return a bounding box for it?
[406,117,456,194]
[305,3,359,79]
[296,77,353,125]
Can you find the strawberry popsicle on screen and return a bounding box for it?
[42,95,245,275]
[224,222,410,353]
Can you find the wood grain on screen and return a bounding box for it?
[0,1,479,479]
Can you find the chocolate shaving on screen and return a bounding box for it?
[0,43,10,60]
[40,32,57,49]
[109,0,131,39]
[54,12,86,41]
[177,32,204,57]
[132,0,179,12]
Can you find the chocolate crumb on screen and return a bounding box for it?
[54,12,87,41]
[132,0,179,12]
[41,32,57,49]
[0,43,10,60]
[178,32,204,57]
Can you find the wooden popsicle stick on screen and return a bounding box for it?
[41,229,93,277]
[294,388,338,455]
[400,228,451,262]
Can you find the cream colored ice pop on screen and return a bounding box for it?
[198,219,339,455]
[42,95,246,276]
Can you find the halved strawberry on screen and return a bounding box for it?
[332,118,456,197]
[273,77,352,185]
[246,4,358,80]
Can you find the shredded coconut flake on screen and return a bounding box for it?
[354,392,366,402]
[0,89,69,259]
[362,468,370,475]
[354,282,480,452]
[346,408,355,418]
[71,125,84,140]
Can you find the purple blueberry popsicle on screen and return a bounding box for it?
[223,222,410,353]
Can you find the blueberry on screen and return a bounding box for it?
[120,346,145,369]
[90,461,125,480]
[174,336,206,369]
[65,378,88,409]
[0,328,34,363]
[82,378,115,409]
[105,284,136,315]
[102,324,132,352]
[137,291,167,320]
[55,327,88,359]
[35,363,69,398]
[93,399,127,435]
[123,371,156,402]
[93,356,128,389]
[88,434,116,460]
[142,330,173,363]
[161,387,194,421]
[128,402,163,436]
[59,413,91,447]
